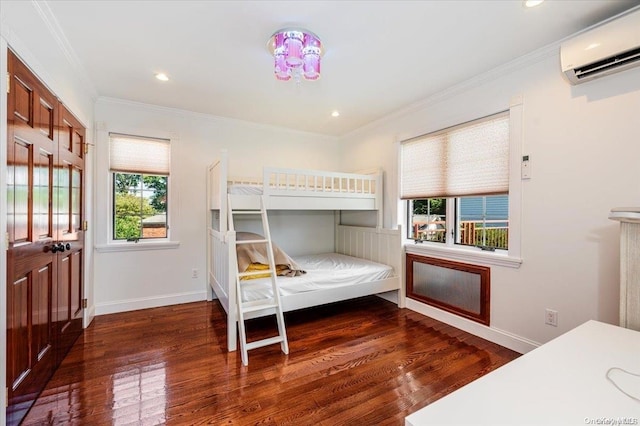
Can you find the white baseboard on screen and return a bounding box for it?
[406,298,539,354]
[95,291,207,316]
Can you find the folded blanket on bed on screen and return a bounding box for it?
[236,232,306,279]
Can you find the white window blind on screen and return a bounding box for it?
[400,112,509,199]
[109,134,170,175]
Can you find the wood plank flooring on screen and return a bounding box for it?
[23,296,519,425]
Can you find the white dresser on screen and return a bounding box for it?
[610,207,640,331]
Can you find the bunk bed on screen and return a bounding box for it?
[206,150,404,352]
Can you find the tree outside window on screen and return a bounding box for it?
[113,173,168,240]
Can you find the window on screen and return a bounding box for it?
[409,198,447,243]
[457,195,508,249]
[110,134,170,241]
[408,195,509,249]
[402,112,510,252]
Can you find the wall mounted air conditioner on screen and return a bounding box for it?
[561,9,640,85]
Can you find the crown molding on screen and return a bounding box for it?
[95,96,339,141]
[341,42,559,141]
[2,28,93,128]
[1,1,97,127]
[341,5,640,141]
[31,0,98,100]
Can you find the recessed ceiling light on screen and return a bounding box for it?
[331,111,340,117]
[524,0,544,7]
[155,73,169,81]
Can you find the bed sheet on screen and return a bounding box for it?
[240,252,394,302]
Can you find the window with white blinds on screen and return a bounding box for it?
[109,134,170,175]
[400,112,509,199]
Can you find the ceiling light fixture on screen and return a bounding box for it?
[524,0,544,7]
[155,73,169,81]
[268,28,323,83]
[331,111,340,117]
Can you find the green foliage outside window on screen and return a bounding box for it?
[412,198,445,216]
[115,216,143,240]
[143,176,167,212]
[113,173,167,240]
[114,174,141,195]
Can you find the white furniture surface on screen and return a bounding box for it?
[406,320,640,426]
[610,207,640,331]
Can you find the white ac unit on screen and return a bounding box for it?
[560,9,640,85]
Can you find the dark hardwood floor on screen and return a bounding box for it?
[23,296,519,425]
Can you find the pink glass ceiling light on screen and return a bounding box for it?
[269,28,323,82]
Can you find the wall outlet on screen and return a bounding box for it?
[545,309,558,327]
[192,268,198,279]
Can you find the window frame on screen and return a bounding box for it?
[95,126,180,253]
[401,98,523,269]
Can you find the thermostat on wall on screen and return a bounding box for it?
[521,155,531,179]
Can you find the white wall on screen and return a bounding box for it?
[0,2,97,424]
[234,211,336,256]
[339,47,640,350]
[93,99,342,314]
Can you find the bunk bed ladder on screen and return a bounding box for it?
[228,194,289,366]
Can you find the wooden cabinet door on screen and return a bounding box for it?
[6,50,58,425]
[5,51,86,425]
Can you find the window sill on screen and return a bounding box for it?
[95,241,180,253]
[404,241,522,268]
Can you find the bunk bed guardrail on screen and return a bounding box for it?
[262,167,379,198]
[208,151,383,235]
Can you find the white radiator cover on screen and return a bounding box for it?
[610,208,640,331]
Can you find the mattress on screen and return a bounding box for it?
[240,252,395,302]
[228,183,263,195]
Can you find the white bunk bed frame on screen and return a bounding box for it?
[206,151,404,352]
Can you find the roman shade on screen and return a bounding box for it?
[400,112,509,199]
[109,133,170,175]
